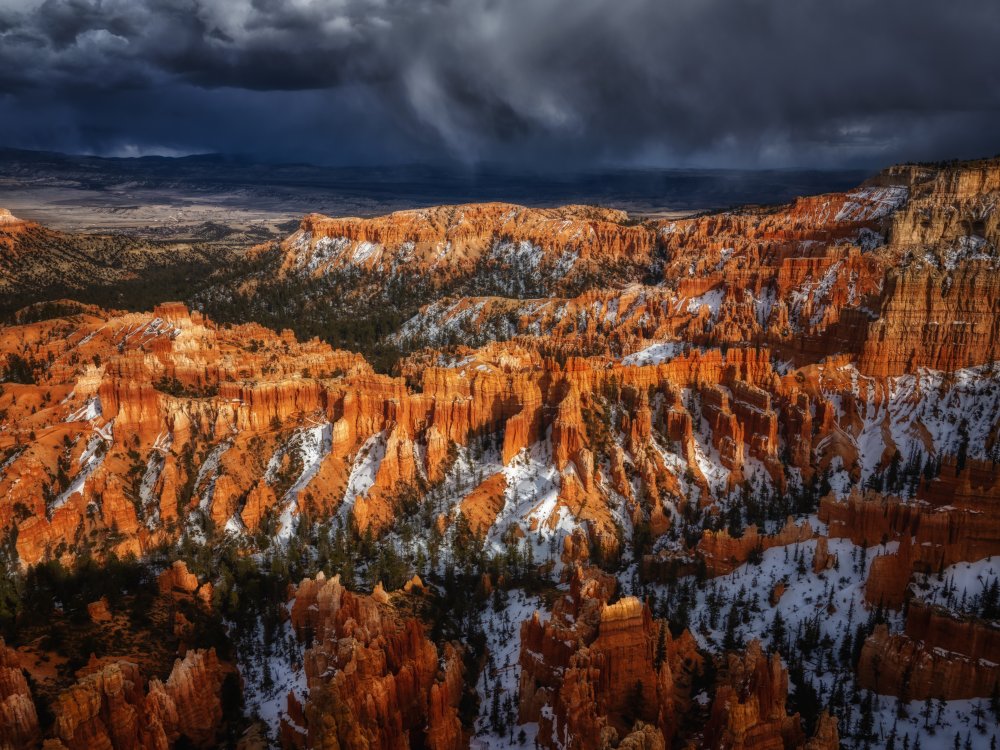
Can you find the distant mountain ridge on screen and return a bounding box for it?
[0,146,869,218]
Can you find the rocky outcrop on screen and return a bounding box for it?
[857,622,1000,701]
[811,536,837,573]
[158,561,213,606]
[0,637,40,749]
[519,567,701,749]
[284,203,655,293]
[704,641,804,750]
[460,472,508,536]
[47,649,226,750]
[287,573,464,750]
[148,649,227,746]
[804,712,840,750]
[824,481,1000,551]
[696,518,814,577]
[857,599,1000,700]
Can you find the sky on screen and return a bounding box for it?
[0,0,998,170]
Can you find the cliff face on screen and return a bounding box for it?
[857,622,1000,702]
[696,518,814,577]
[287,573,463,750]
[855,551,1000,702]
[858,261,1000,377]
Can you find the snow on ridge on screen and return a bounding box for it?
[298,235,350,273]
[683,287,726,318]
[239,614,307,743]
[913,556,1000,619]
[50,434,107,512]
[392,299,491,348]
[835,186,909,222]
[276,422,333,541]
[621,341,684,367]
[337,432,388,522]
[66,396,102,423]
[485,443,570,570]
[826,361,1000,483]
[352,241,380,264]
[941,235,995,271]
[196,441,233,513]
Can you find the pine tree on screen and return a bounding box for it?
[489,682,502,729]
[887,450,902,492]
[887,724,898,750]
[956,419,970,474]
[722,604,741,651]
[922,697,933,728]
[983,578,1000,619]
[770,609,787,652]
[655,622,668,669]
[859,691,875,740]
[973,699,986,732]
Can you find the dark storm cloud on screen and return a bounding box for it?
[0,0,998,167]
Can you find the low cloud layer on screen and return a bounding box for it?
[0,0,998,168]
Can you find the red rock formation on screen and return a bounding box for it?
[284,203,656,290]
[811,536,837,573]
[460,472,508,536]
[519,567,701,749]
[864,535,914,608]
[287,573,464,750]
[857,600,1000,701]
[158,560,200,597]
[805,712,840,750]
[858,261,1000,377]
[47,649,226,749]
[88,597,113,624]
[704,640,805,750]
[1,637,40,749]
[696,518,814,577]
[148,649,226,746]
[157,560,212,606]
[821,487,1000,605]
[857,622,999,701]
[3,155,1000,750]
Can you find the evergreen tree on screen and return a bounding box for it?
[770,609,787,652]
[654,622,668,670]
